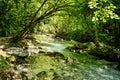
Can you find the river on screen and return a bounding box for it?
[25,34,120,80]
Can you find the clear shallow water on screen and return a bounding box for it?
[35,34,72,52]
[26,34,120,80]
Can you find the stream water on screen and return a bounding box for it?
[26,34,120,80]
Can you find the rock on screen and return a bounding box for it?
[88,46,120,61]
[0,49,9,57]
[5,47,28,57]
[68,42,95,50]
[27,42,40,55]
[38,47,42,49]
[45,51,63,57]
[32,39,41,45]
[67,57,74,63]
[66,42,95,53]
[39,50,46,53]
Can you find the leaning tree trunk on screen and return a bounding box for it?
[12,0,48,42]
[12,22,36,42]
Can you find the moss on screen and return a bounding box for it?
[25,54,64,79]
[88,46,120,61]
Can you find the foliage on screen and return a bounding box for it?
[0,0,35,36]
[12,0,90,41]
[0,54,16,79]
[0,0,120,44]
[88,0,119,23]
[87,0,120,46]
[0,55,9,71]
[39,0,93,42]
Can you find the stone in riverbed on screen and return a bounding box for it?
[5,47,29,57]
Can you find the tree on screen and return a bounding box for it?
[88,0,120,46]
[12,0,83,42]
[0,0,35,36]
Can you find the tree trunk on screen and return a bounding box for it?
[12,21,36,42]
[12,0,48,42]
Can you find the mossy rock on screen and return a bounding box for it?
[5,47,29,57]
[88,46,120,61]
[66,42,95,53]
[25,54,64,79]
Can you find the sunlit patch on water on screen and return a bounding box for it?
[39,39,72,53]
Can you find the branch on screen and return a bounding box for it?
[31,0,48,22]
[34,3,73,23]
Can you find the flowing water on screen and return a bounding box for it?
[26,34,120,80]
